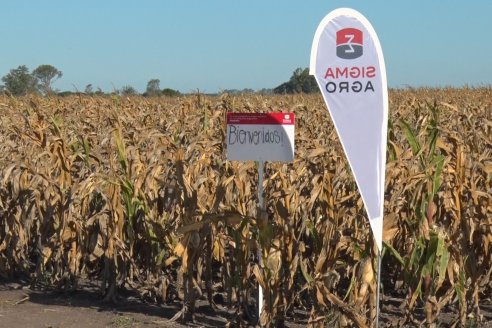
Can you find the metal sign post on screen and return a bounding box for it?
[257,160,265,322]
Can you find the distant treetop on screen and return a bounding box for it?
[274,67,318,94]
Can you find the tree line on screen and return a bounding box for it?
[1,64,319,96]
[1,65,62,96]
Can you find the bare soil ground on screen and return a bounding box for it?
[1,279,491,328]
[0,279,281,328]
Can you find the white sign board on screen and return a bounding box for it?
[226,112,295,162]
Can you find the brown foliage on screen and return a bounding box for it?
[0,88,490,327]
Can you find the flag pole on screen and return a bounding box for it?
[375,247,382,328]
[257,160,265,322]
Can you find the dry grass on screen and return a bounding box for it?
[0,88,490,327]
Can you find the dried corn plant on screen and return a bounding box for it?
[0,88,490,328]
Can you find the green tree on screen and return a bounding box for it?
[274,67,318,94]
[32,64,63,95]
[1,65,36,96]
[94,87,105,96]
[289,67,318,93]
[120,85,138,96]
[145,78,160,96]
[85,84,93,95]
[161,88,180,97]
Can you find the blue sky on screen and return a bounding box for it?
[1,1,491,93]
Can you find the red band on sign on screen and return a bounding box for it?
[227,112,295,125]
[336,28,363,45]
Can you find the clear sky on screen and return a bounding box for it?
[1,1,491,93]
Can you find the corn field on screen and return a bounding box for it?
[0,88,490,327]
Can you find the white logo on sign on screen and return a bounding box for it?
[345,34,355,54]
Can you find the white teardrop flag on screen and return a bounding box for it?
[310,8,388,252]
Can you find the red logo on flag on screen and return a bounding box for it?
[336,28,363,59]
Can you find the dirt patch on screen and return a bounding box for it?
[1,279,491,327]
[0,281,179,328]
[0,279,276,328]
